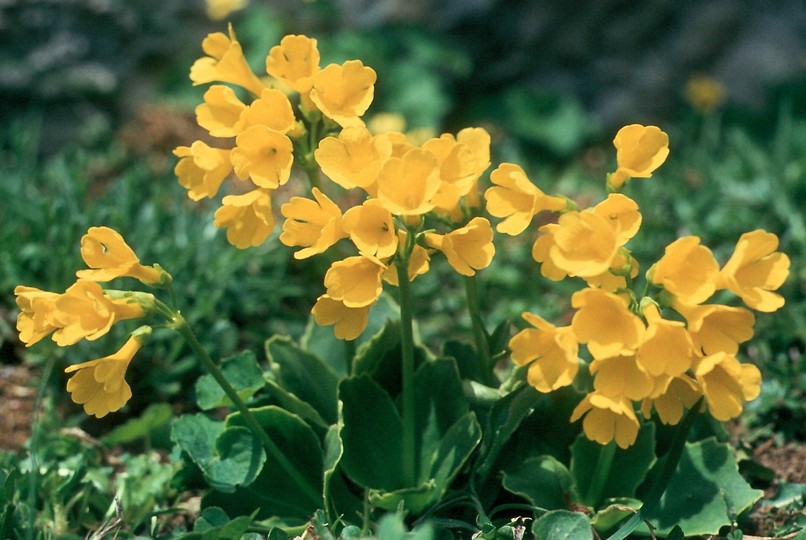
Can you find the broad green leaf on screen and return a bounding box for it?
[195,351,266,411]
[102,403,173,445]
[442,340,484,382]
[502,455,573,510]
[321,415,362,519]
[428,412,481,500]
[190,506,255,539]
[262,378,329,431]
[532,510,593,540]
[590,498,642,533]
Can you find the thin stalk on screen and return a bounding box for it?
[463,275,493,383]
[585,441,616,507]
[26,355,55,540]
[172,312,321,508]
[395,259,417,487]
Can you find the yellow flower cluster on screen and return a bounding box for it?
[500,125,790,448]
[14,227,163,418]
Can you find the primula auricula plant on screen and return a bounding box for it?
[14,26,791,538]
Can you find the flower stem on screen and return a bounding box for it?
[585,440,616,507]
[171,312,321,508]
[463,275,493,384]
[395,257,417,487]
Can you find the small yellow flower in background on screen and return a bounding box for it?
[367,112,407,134]
[695,352,761,422]
[592,193,642,245]
[641,375,701,425]
[315,126,393,192]
[608,124,669,190]
[205,0,248,21]
[684,75,726,114]
[324,255,386,308]
[311,295,371,341]
[190,24,266,97]
[309,60,377,128]
[509,312,578,393]
[636,303,694,378]
[14,286,60,346]
[65,329,150,418]
[485,163,566,236]
[342,199,398,259]
[382,231,430,286]
[230,125,294,188]
[424,217,495,277]
[549,210,621,279]
[236,88,297,134]
[650,236,719,306]
[173,142,232,201]
[718,230,790,312]
[570,392,640,449]
[590,354,654,401]
[376,149,441,216]
[76,227,164,285]
[280,188,347,259]
[673,302,755,355]
[214,189,275,249]
[571,288,645,359]
[266,34,321,95]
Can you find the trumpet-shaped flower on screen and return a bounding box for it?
[315,126,393,192]
[376,149,441,216]
[570,392,640,449]
[14,286,60,346]
[280,187,347,259]
[214,188,275,248]
[65,330,149,418]
[571,288,645,359]
[674,301,755,355]
[636,303,695,377]
[383,231,430,286]
[424,217,495,276]
[608,124,669,190]
[190,24,266,97]
[531,224,567,281]
[457,127,491,180]
[311,294,372,341]
[342,199,398,258]
[549,210,621,278]
[592,193,642,245]
[324,255,386,308]
[173,141,232,201]
[195,85,247,137]
[230,125,293,189]
[485,163,566,236]
[641,375,701,425]
[719,230,789,312]
[236,88,296,134]
[509,312,578,393]
[590,354,655,401]
[76,227,164,284]
[423,134,480,211]
[650,236,719,305]
[265,34,320,94]
[309,60,377,128]
[695,352,761,421]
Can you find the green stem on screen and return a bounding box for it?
[172,312,321,508]
[585,441,617,507]
[395,257,417,487]
[463,275,493,384]
[27,355,56,540]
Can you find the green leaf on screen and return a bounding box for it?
[532,510,593,540]
[502,455,573,510]
[102,403,173,445]
[644,437,763,536]
[195,351,266,411]
[262,378,329,431]
[191,506,255,539]
[427,411,482,501]
[589,498,641,533]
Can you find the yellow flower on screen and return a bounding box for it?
[195,85,247,137]
[673,301,755,355]
[65,330,150,418]
[424,217,495,276]
[236,88,296,135]
[531,224,567,281]
[608,124,669,190]
[641,375,701,425]
[636,303,694,378]
[324,255,386,308]
[173,142,232,201]
[190,24,266,97]
[205,0,248,21]
[592,193,642,245]
[76,227,164,285]
[719,230,790,312]
[549,210,621,278]
[214,188,274,249]
[570,392,640,449]
[14,286,60,346]
[649,236,719,305]
[590,354,655,401]
[280,187,347,259]
[684,75,726,114]
[342,199,398,259]
[311,294,371,341]
[230,125,293,188]
[485,163,566,236]
[383,231,430,286]
[571,288,645,359]
[376,148,441,216]
[51,280,145,346]
[509,312,578,393]
[583,250,639,292]
[457,127,491,180]
[309,60,377,128]
[315,126,393,192]
[423,133,482,211]
[265,34,320,94]
[695,352,761,421]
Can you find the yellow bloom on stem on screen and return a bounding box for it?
[570,392,640,449]
[583,250,639,292]
[608,124,669,190]
[718,230,790,312]
[230,125,293,188]
[457,127,491,179]
[190,24,266,97]
[424,217,495,277]
[549,210,621,279]
[484,163,566,236]
[376,148,441,216]
[173,142,232,201]
[51,280,145,346]
[324,255,386,308]
[383,231,430,286]
[315,126,393,192]
[265,34,320,94]
[342,199,398,259]
[590,354,655,401]
[592,193,642,245]
[531,224,568,281]
[311,294,372,341]
[65,329,150,418]
[14,286,60,346]
[280,187,347,259]
[695,352,761,421]
[509,312,578,393]
[309,60,377,128]
[673,301,755,355]
[236,88,296,134]
[76,227,164,285]
[214,188,274,249]
[636,303,695,378]
[205,0,247,21]
[195,85,247,137]
[649,236,719,305]
[641,375,702,425]
[422,134,480,211]
[571,288,645,359]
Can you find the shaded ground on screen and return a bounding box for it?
[0,364,36,452]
